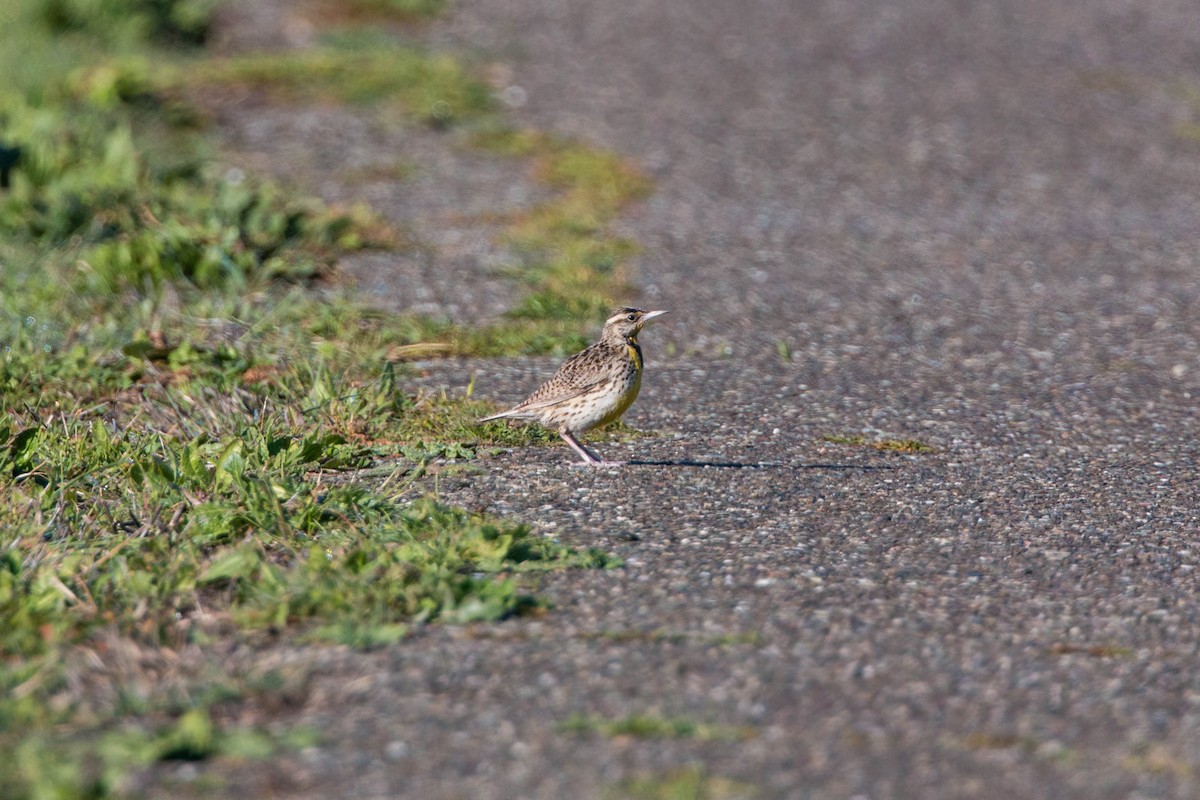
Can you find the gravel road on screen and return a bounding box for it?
[192,2,1200,798]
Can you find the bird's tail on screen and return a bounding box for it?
[478,410,515,423]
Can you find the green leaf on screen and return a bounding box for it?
[213,438,245,487]
[199,545,262,584]
[159,708,216,761]
[7,426,40,476]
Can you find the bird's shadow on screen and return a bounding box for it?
[623,459,895,471]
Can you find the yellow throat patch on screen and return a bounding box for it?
[626,338,643,371]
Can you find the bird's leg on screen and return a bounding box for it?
[559,429,601,463]
[559,430,622,466]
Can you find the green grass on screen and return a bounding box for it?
[171,35,653,356]
[1122,743,1192,780]
[605,767,761,800]
[378,126,658,360]
[820,435,936,453]
[576,628,760,646]
[3,705,318,800]
[38,0,216,46]
[308,0,448,24]
[471,126,652,343]
[562,714,755,742]
[0,412,614,649]
[0,326,618,795]
[1,78,390,296]
[180,46,491,125]
[0,2,639,797]
[161,41,654,358]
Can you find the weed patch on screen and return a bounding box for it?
[1,406,609,649]
[38,0,217,46]
[461,126,652,353]
[820,434,936,453]
[158,42,653,358]
[0,94,389,295]
[0,395,613,796]
[605,767,761,800]
[309,0,448,26]
[562,714,755,742]
[182,46,491,125]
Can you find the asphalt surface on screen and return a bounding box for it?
[193,1,1200,798]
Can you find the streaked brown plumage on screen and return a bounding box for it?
[479,307,668,465]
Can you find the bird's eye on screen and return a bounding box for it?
[626,313,637,321]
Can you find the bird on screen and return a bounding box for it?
[479,307,669,465]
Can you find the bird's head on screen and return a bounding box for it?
[602,307,668,341]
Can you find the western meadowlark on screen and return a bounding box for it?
[479,307,668,465]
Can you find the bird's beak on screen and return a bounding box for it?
[641,310,669,322]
